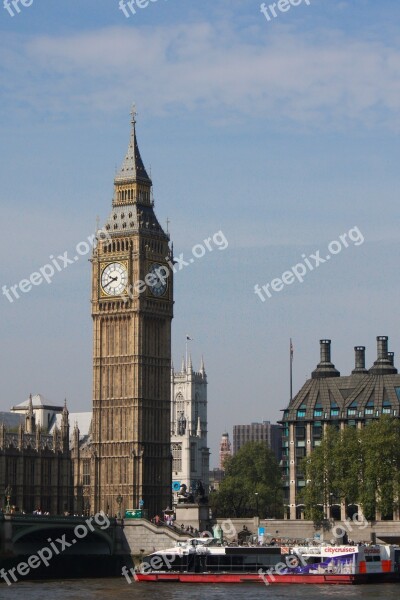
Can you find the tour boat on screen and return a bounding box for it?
[135,538,400,584]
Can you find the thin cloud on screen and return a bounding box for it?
[1,23,400,129]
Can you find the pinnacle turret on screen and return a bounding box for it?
[25,393,36,434]
[62,398,69,425]
[200,356,206,375]
[28,393,33,416]
[61,399,70,454]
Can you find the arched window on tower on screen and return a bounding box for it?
[176,393,184,417]
[83,460,91,486]
[172,443,182,472]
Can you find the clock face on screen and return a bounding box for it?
[148,263,168,297]
[101,262,128,296]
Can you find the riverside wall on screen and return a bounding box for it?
[214,517,400,544]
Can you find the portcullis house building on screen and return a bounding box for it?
[281,336,400,520]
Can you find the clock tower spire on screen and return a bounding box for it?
[114,105,152,190]
[91,108,174,517]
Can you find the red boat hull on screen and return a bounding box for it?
[136,572,400,585]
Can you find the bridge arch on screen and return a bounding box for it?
[12,523,113,555]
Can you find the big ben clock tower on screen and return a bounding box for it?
[91,107,173,517]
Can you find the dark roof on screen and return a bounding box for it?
[0,412,24,428]
[283,337,400,422]
[283,373,400,421]
[114,114,152,185]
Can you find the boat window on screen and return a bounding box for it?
[394,550,400,566]
[307,556,322,564]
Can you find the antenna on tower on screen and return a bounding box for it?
[131,103,138,125]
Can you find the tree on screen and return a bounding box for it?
[332,426,361,509]
[302,417,400,523]
[302,426,342,522]
[210,442,283,518]
[360,417,400,519]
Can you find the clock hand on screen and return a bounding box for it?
[106,275,119,284]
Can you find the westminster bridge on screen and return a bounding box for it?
[0,512,193,579]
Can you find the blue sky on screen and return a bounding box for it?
[1,0,400,466]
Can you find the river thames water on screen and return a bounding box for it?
[0,579,399,600]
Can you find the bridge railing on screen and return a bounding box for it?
[1,513,118,524]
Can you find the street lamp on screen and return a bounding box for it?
[116,494,123,519]
[5,486,12,514]
[329,492,334,520]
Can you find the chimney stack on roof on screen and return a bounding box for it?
[352,346,368,374]
[312,339,340,379]
[369,336,397,375]
[377,336,388,360]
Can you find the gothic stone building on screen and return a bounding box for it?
[0,395,72,514]
[171,356,209,500]
[282,336,400,520]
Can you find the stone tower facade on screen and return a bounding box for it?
[219,432,231,470]
[171,356,209,498]
[90,109,174,517]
